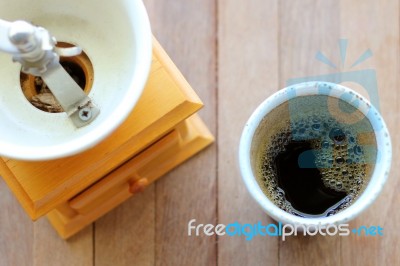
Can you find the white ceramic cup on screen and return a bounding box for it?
[239,81,392,226]
[0,0,152,160]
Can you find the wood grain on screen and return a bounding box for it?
[33,220,92,266]
[0,178,33,266]
[95,186,155,266]
[339,1,400,265]
[144,1,218,265]
[218,0,279,265]
[1,1,399,265]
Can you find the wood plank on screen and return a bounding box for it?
[218,0,279,265]
[0,178,33,266]
[144,1,218,266]
[278,1,342,265]
[339,1,400,265]
[33,220,92,266]
[94,186,156,266]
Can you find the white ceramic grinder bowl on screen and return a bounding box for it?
[239,81,392,227]
[0,0,152,160]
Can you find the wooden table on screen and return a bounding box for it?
[1,0,398,265]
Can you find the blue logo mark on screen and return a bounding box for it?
[285,40,380,168]
[287,39,380,112]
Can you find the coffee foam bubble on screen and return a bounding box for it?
[255,95,377,218]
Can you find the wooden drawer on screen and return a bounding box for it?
[46,114,213,238]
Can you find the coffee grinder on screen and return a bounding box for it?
[0,0,213,238]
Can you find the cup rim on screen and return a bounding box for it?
[239,81,392,226]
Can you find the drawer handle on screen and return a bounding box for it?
[69,130,180,214]
[129,178,148,194]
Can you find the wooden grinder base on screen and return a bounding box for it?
[0,39,214,239]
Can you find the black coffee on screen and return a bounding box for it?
[256,95,377,217]
[275,139,347,215]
